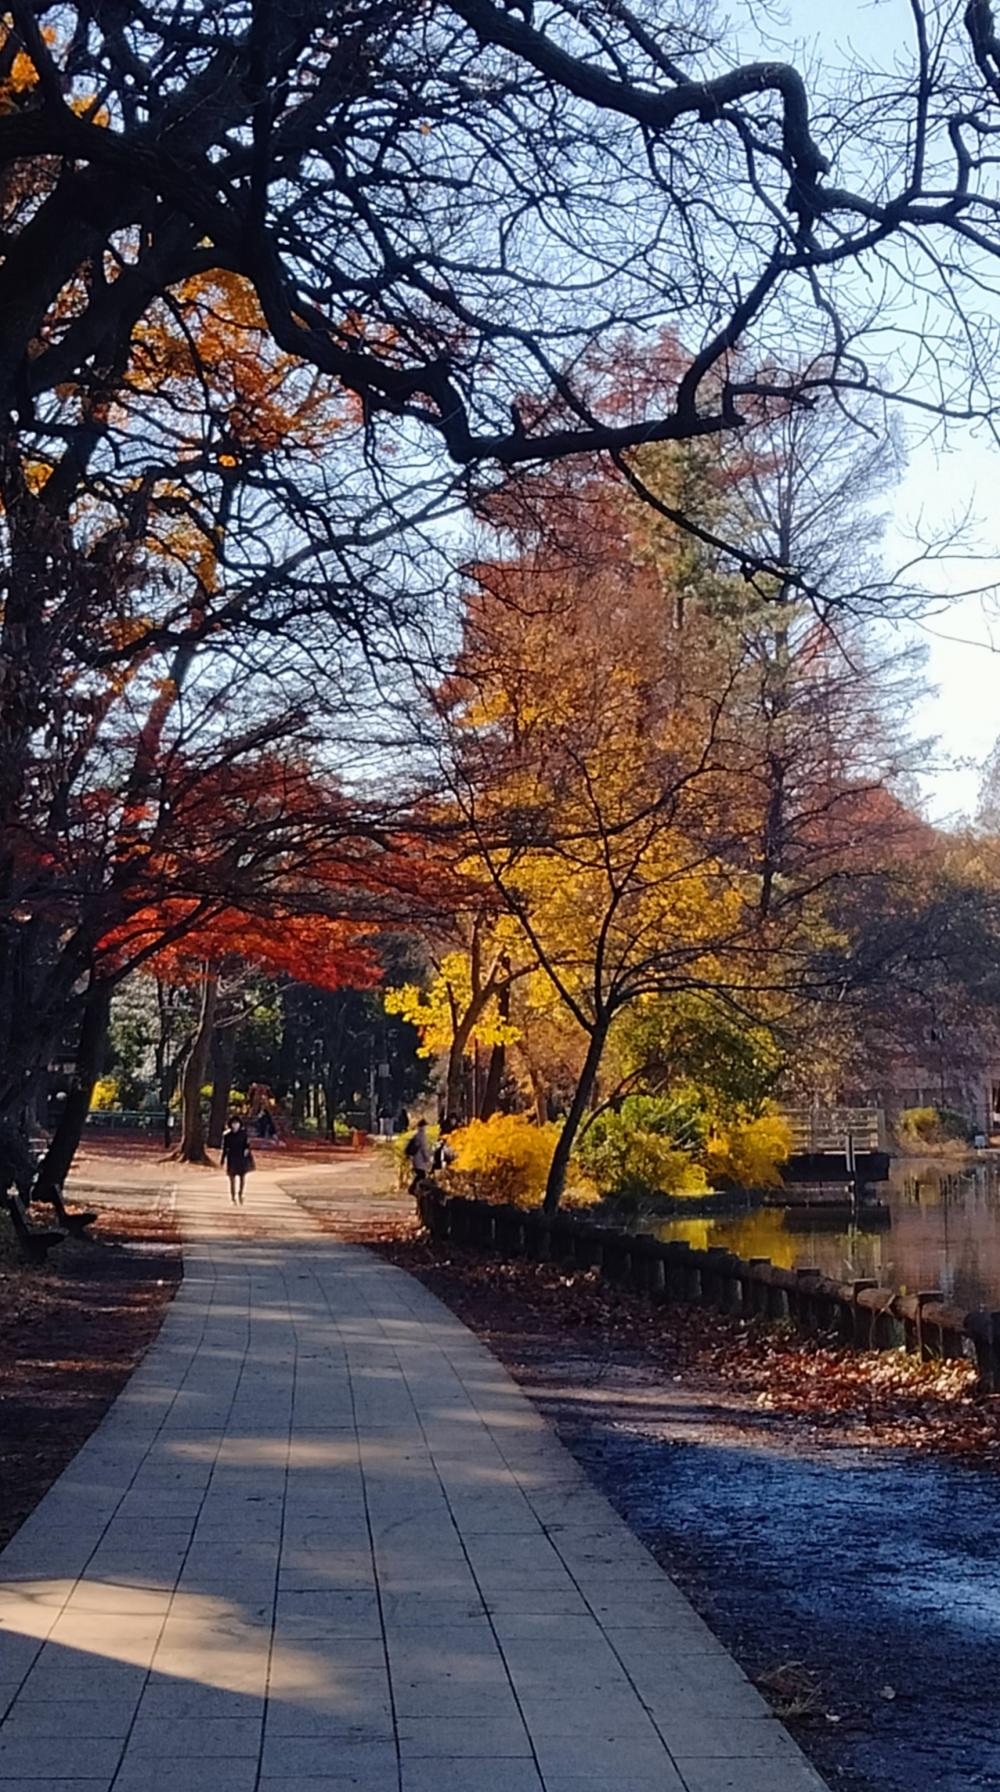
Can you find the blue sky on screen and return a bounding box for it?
[735,0,1000,822]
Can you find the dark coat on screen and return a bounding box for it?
[221,1126,252,1175]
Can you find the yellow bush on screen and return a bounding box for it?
[622,1138,708,1196]
[448,1113,560,1207]
[89,1077,119,1111]
[704,1112,792,1189]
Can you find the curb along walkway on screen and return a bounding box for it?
[0,1165,829,1791]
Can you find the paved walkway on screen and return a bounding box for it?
[0,1164,828,1791]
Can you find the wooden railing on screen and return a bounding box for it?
[414,1185,1000,1394]
[781,1106,885,1155]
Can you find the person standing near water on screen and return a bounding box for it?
[221,1112,253,1204]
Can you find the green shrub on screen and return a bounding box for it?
[576,1095,709,1197]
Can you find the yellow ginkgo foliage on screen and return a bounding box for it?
[446,1114,561,1207]
[385,951,519,1059]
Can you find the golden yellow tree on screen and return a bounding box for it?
[440,462,775,1209]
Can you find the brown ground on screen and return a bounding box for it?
[363,1228,1000,1461]
[0,1193,181,1552]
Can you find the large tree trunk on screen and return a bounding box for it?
[207,1022,236,1149]
[445,1035,467,1125]
[176,970,218,1163]
[479,1042,505,1121]
[542,1018,609,1215]
[34,977,112,1194]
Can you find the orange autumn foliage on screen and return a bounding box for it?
[109,904,379,993]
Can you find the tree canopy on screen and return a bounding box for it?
[5,1,1000,1197]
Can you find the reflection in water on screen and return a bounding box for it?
[654,1158,1000,1312]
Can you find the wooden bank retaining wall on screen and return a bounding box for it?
[414,1185,1000,1394]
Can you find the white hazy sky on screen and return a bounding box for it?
[741,0,1000,823]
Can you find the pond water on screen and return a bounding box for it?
[653,1156,1000,1313]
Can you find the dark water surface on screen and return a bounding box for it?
[570,1421,1000,1792]
[654,1157,1000,1311]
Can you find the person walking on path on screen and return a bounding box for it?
[403,1117,433,1191]
[220,1112,253,1204]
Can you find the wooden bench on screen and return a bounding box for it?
[6,1194,65,1262]
[34,1182,98,1237]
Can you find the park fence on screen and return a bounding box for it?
[414,1184,1000,1395]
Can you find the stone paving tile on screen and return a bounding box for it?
[607,1655,770,1722]
[0,1734,124,1778]
[271,1641,388,1678]
[400,1763,544,1792]
[534,1731,690,1781]
[113,1762,259,1792]
[0,1782,113,1791]
[397,1714,534,1757]
[258,1736,398,1777]
[483,1588,590,1617]
[391,1677,524,1723]
[134,1682,266,1720]
[380,1592,488,1627]
[515,1692,659,1742]
[126,1714,263,1755]
[489,1612,606,1644]
[542,1778,685,1792]
[0,1698,140,1738]
[0,1162,831,1792]
[14,1663,148,1701]
[262,1703,393,1740]
[656,1716,810,1759]
[673,1759,830,1792]
[259,1778,398,1792]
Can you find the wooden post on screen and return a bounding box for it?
[848,1279,878,1347]
[915,1290,944,1362]
[767,1268,793,1322]
[746,1258,770,1318]
[663,1241,690,1304]
[495,1204,526,1254]
[794,1266,820,1329]
[448,1197,472,1243]
[575,1226,604,1271]
[684,1248,705,1304]
[627,1234,655,1293]
[705,1247,741,1313]
[647,1241,667,1300]
[602,1231,634,1284]
[966,1311,1000,1393]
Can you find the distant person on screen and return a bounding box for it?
[404,1118,433,1189]
[396,1106,409,1134]
[221,1112,253,1204]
